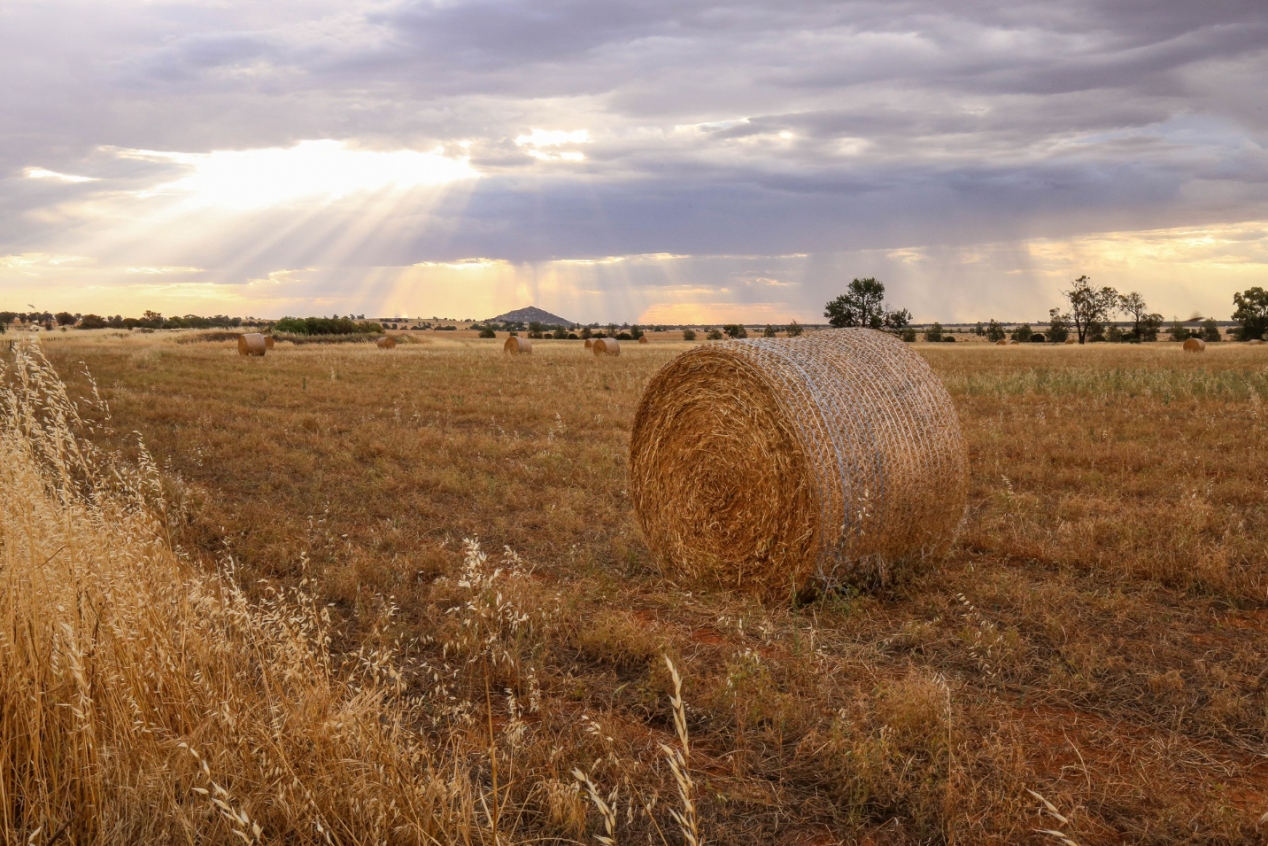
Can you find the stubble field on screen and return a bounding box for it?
[16,332,1268,843]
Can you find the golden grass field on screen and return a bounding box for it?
[5,330,1268,844]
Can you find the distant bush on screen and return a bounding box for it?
[616,332,633,341]
[785,320,804,337]
[707,328,724,340]
[900,327,917,342]
[78,314,108,329]
[435,325,457,331]
[274,316,381,336]
[478,327,496,338]
[924,322,943,343]
[682,328,697,341]
[763,324,778,338]
[943,335,956,342]
[723,324,748,339]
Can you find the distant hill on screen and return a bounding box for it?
[490,306,575,327]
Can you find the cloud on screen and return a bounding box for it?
[0,0,1264,319]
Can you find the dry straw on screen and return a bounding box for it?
[376,336,397,349]
[584,338,593,349]
[639,335,649,344]
[264,335,276,350]
[593,338,620,357]
[629,328,968,597]
[237,333,267,356]
[503,336,532,355]
[1182,337,1206,353]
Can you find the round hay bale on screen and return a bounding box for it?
[593,338,621,356]
[237,333,267,357]
[584,338,594,349]
[1182,337,1206,353]
[1008,339,1019,345]
[638,335,649,344]
[995,339,1008,346]
[1248,339,1265,346]
[1065,338,1077,344]
[264,335,276,350]
[629,328,968,597]
[377,336,397,349]
[503,336,532,355]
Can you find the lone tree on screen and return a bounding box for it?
[1057,275,1118,344]
[785,320,804,337]
[824,278,909,331]
[1233,286,1268,341]
[1047,309,1069,343]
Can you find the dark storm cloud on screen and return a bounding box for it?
[1,0,1266,271]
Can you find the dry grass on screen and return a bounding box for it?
[11,332,1268,844]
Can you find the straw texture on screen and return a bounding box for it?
[638,336,649,344]
[1183,337,1206,353]
[377,336,397,349]
[264,335,276,350]
[593,338,620,357]
[629,328,968,597]
[237,333,267,357]
[585,338,594,349]
[503,336,532,355]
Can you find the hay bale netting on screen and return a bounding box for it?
[584,338,594,349]
[237,333,267,357]
[1182,337,1206,353]
[593,338,621,356]
[377,336,397,349]
[503,336,532,355]
[638,335,649,344]
[629,328,968,597]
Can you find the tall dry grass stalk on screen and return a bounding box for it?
[0,343,468,844]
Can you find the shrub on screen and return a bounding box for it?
[723,324,748,339]
[616,332,633,341]
[479,327,496,338]
[682,328,697,341]
[1202,319,1221,342]
[785,320,804,337]
[924,322,943,343]
[986,320,1006,342]
[273,316,381,335]
[901,327,917,342]
[1011,324,1033,343]
[78,314,108,330]
[763,325,778,338]
[707,328,724,341]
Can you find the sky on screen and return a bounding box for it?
[1,0,1266,324]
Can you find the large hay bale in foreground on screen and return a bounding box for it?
[264,335,276,350]
[1183,337,1206,353]
[629,329,968,597]
[504,336,532,355]
[377,336,397,349]
[593,338,620,356]
[237,333,266,357]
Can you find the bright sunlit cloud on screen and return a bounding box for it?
[25,167,98,184]
[515,129,591,162]
[119,140,480,209]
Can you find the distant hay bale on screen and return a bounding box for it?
[1007,339,1019,345]
[237,333,267,357]
[1247,339,1264,346]
[638,336,649,344]
[584,338,593,349]
[1065,338,1077,344]
[593,338,620,356]
[629,328,968,597]
[1182,337,1206,353]
[376,336,397,349]
[264,335,276,350]
[503,336,532,355]
[995,339,1008,346]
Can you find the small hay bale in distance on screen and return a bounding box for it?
[638,335,649,344]
[1249,339,1265,346]
[1182,337,1206,353]
[584,338,594,349]
[1065,338,1077,344]
[995,339,1009,346]
[629,328,968,598]
[264,335,276,350]
[376,336,397,349]
[504,336,532,355]
[237,333,267,357]
[593,338,620,356]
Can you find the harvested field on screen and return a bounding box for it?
[16,333,1268,844]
